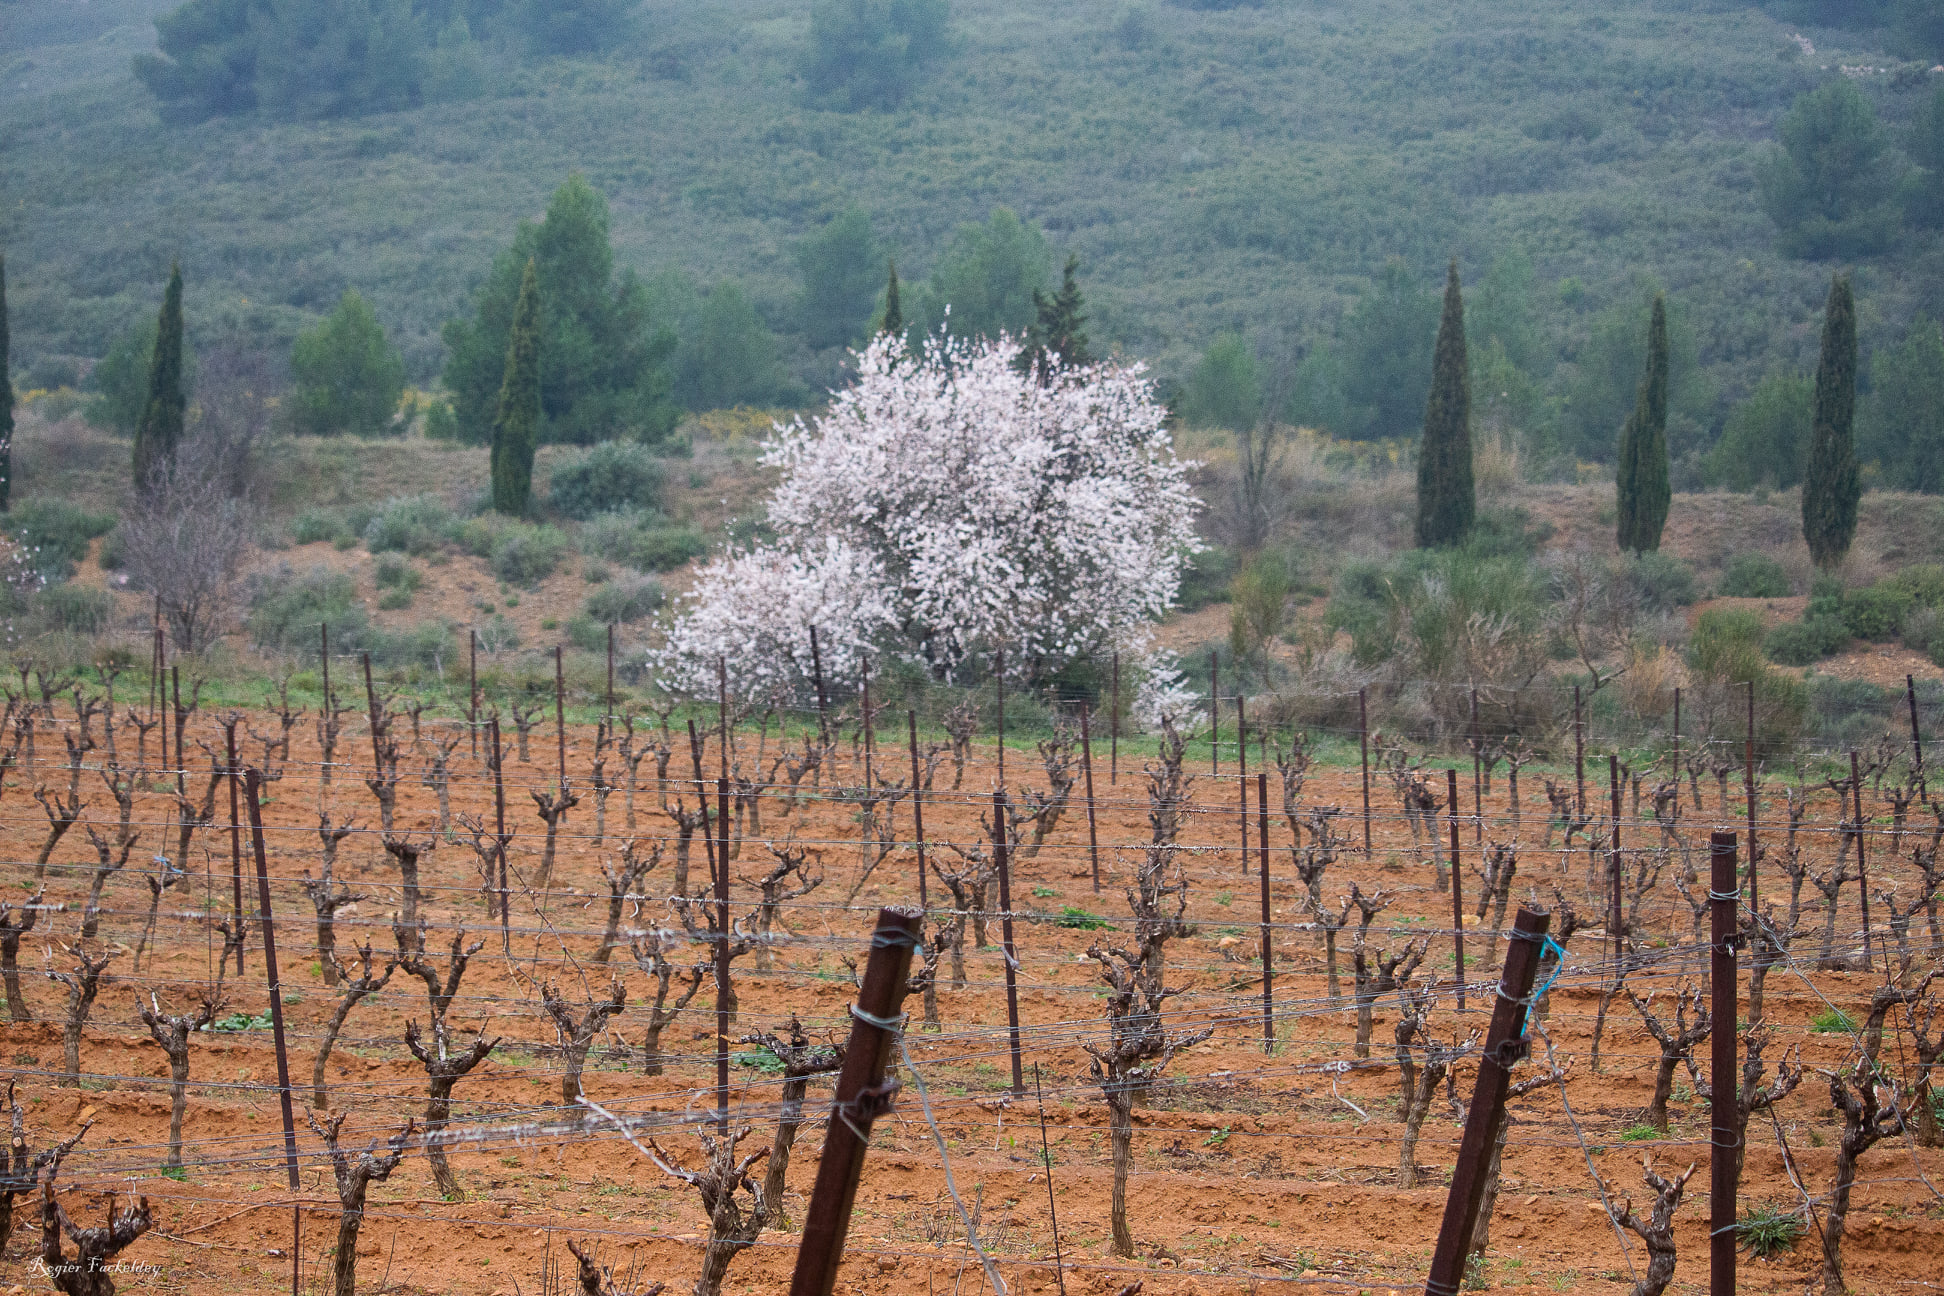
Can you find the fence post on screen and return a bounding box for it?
[1209,650,1220,775]
[1359,687,1372,857]
[1573,684,1585,818]
[908,709,929,911]
[1909,674,1926,797]
[1708,829,1738,1296]
[717,774,733,1134]
[1745,680,1759,909]
[1671,686,1681,830]
[1609,755,1623,967]
[1109,652,1120,787]
[1080,705,1101,893]
[1424,905,1552,1296]
[491,717,509,954]
[241,769,303,1296]
[787,905,922,1296]
[469,627,479,758]
[1257,771,1273,1055]
[1236,694,1249,877]
[1447,768,1465,1013]
[994,787,1025,1097]
[809,625,831,754]
[1470,687,1483,846]
[226,721,245,975]
[1851,750,1874,977]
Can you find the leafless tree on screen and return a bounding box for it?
[629,929,706,1077]
[419,726,463,839]
[935,845,996,954]
[1349,890,1423,1058]
[46,945,115,1087]
[943,698,978,789]
[1595,1158,1695,1296]
[1466,1060,1570,1260]
[181,343,278,499]
[77,826,135,942]
[1393,985,1476,1188]
[136,978,225,1170]
[308,1110,414,1296]
[314,938,397,1109]
[642,1127,770,1296]
[543,977,628,1109]
[1086,935,1213,1256]
[1627,983,1711,1133]
[36,1134,153,1296]
[0,889,44,1021]
[563,1239,665,1296]
[746,842,820,970]
[120,463,253,651]
[672,894,759,1032]
[739,1019,843,1229]
[1,1082,91,1258]
[398,926,496,1197]
[1682,1026,1801,1201]
[530,781,581,892]
[303,813,363,984]
[594,841,661,965]
[1817,1057,1916,1296]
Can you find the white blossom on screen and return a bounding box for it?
[660,330,1200,699]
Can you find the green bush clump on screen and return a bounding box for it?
[1842,584,1913,641]
[1624,551,1697,614]
[491,524,571,586]
[246,566,369,658]
[548,441,667,519]
[1905,607,1944,662]
[290,508,353,546]
[1763,617,1848,666]
[8,499,117,581]
[578,510,707,572]
[364,495,456,556]
[565,614,607,652]
[1809,1008,1855,1034]
[1736,1205,1803,1258]
[584,576,663,624]
[368,622,452,669]
[1056,906,1114,930]
[1718,553,1792,599]
[1177,545,1237,613]
[373,556,422,591]
[1885,563,1944,610]
[38,583,114,634]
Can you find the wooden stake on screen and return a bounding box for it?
[241,769,302,1296]
[1609,754,1623,968]
[1573,683,1585,817]
[1033,1062,1068,1296]
[1909,674,1926,797]
[1236,693,1248,877]
[808,625,831,753]
[1708,829,1739,1296]
[1109,651,1119,787]
[994,787,1024,1097]
[227,722,245,975]
[1852,750,1874,978]
[1209,649,1220,774]
[1359,686,1372,857]
[468,627,479,759]
[716,773,732,1133]
[787,906,921,1296]
[1080,704,1101,893]
[554,644,567,793]
[908,709,929,911]
[1424,906,1552,1296]
[1447,767,1465,1013]
[1470,687,1483,846]
[1257,771,1272,1055]
[491,717,509,954]
[1746,679,1759,909]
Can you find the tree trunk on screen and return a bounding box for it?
[1108,1092,1135,1258]
[166,1055,189,1169]
[763,1076,810,1231]
[1822,1142,1863,1296]
[1647,1056,1678,1132]
[1323,930,1340,1004]
[424,1079,459,1197]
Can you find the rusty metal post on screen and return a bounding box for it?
[1209,649,1220,774]
[1708,829,1739,1296]
[1258,771,1273,1055]
[908,709,929,911]
[491,717,509,953]
[1574,684,1585,818]
[1471,687,1483,846]
[227,720,246,975]
[1852,750,1874,977]
[1909,674,1927,797]
[1609,754,1624,967]
[787,905,922,1296]
[1745,679,1759,909]
[1236,693,1248,876]
[994,647,1005,791]
[717,773,732,1133]
[241,769,302,1296]
[554,645,567,794]
[1109,651,1120,787]
[1080,704,1101,893]
[1359,686,1373,857]
[809,625,831,754]
[1447,767,1465,1013]
[994,787,1024,1097]
[469,627,479,758]
[1424,905,1551,1296]
[1671,686,1681,831]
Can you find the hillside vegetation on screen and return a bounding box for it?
[3,0,1941,441]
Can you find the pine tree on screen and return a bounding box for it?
[1017,253,1092,382]
[879,258,903,340]
[133,261,186,493]
[0,253,13,512]
[1615,294,1671,553]
[490,259,542,516]
[1414,260,1474,548]
[1802,273,1861,569]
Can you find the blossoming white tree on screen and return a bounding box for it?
[658,331,1200,699]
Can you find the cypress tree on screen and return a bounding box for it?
[1017,253,1092,382]
[1802,273,1860,568]
[1615,295,1671,553]
[132,261,186,493]
[879,259,903,340]
[1414,260,1474,548]
[490,259,542,516]
[0,253,12,511]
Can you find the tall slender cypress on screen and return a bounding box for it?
[1615,294,1671,553]
[1414,260,1474,548]
[490,259,542,516]
[1017,254,1093,382]
[132,262,186,493]
[880,259,903,341]
[1802,273,1860,568]
[0,253,13,511]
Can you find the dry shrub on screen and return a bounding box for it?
[1616,643,1682,727]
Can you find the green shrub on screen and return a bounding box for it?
[364,495,455,556]
[373,556,422,591]
[1465,505,1553,560]
[1886,563,1944,609]
[1806,573,1845,622]
[1904,607,1944,659]
[1809,1008,1855,1034]
[8,499,117,580]
[584,576,663,624]
[38,583,113,634]
[548,441,667,519]
[290,508,352,546]
[1177,545,1237,612]
[377,587,414,610]
[630,526,707,572]
[582,559,611,584]
[1763,618,1848,666]
[1056,906,1114,930]
[1619,1123,1660,1142]
[1624,551,1697,614]
[1736,1204,1803,1258]
[491,523,571,586]
[1718,552,1792,599]
[96,528,127,571]
[368,621,452,669]
[565,613,608,652]
[1842,584,1913,641]
[246,566,369,658]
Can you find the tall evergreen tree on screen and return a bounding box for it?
[133,262,186,493]
[1802,273,1860,569]
[0,253,13,512]
[879,259,903,340]
[1414,260,1474,548]
[490,259,542,516]
[1017,254,1092,382]
[1615,294,1671,553]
